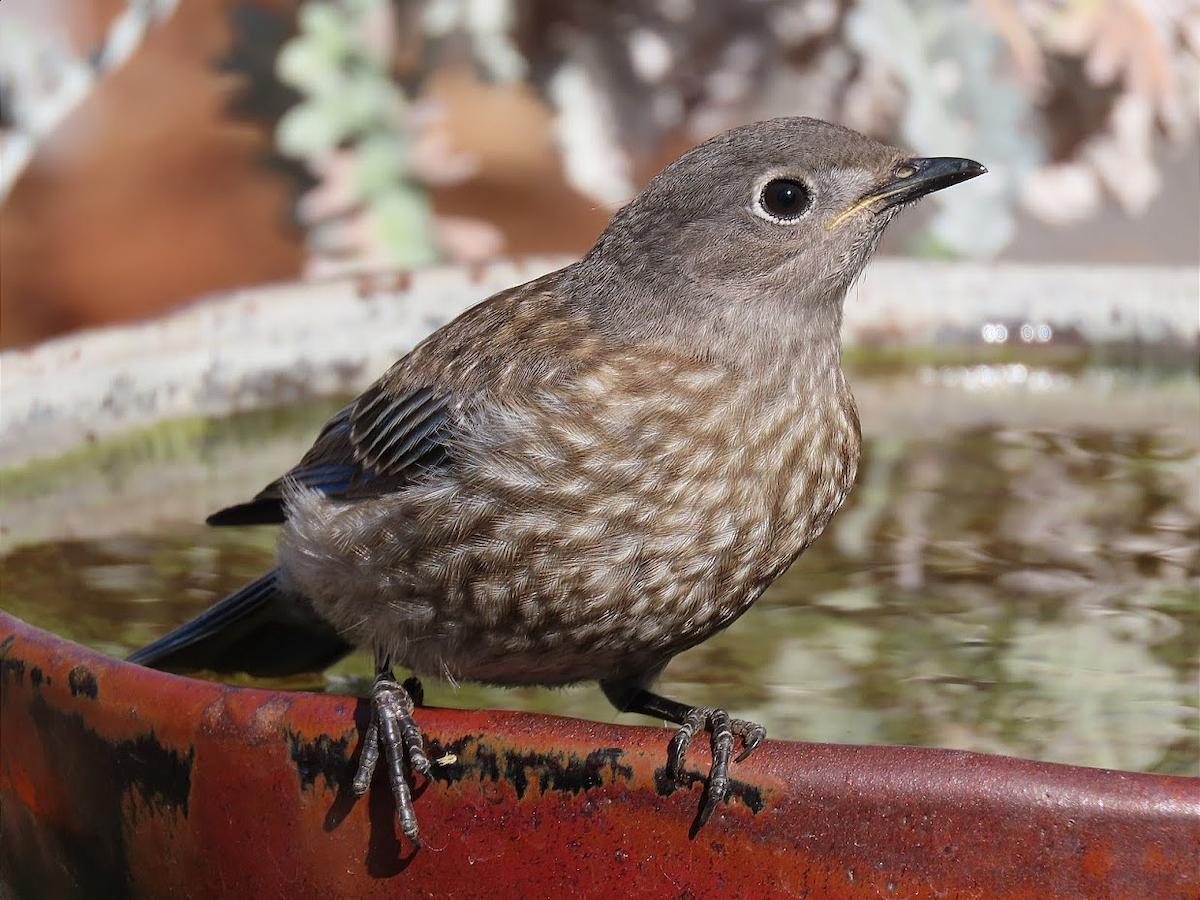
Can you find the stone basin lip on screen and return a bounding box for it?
[1,258,1196,470]
[2,609,1198,900]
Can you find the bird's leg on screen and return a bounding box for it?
[352,654,430,846]
[601,679,766,827]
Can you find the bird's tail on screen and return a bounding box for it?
[127,569,354,677]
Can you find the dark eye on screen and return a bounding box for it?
[759,178,812,220]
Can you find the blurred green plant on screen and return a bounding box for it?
[262,0,1197,264]
[275,0,439,271]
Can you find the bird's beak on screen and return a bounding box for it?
[828,157,987,229]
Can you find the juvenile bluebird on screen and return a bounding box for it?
[130,117,985,845]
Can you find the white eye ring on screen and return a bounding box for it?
[753,176,813,224]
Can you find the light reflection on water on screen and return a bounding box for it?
[922,362,1078,391]
[1,364,1197,776]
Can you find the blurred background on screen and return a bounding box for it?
[1,0,1197,347]
[1,0,1197,777]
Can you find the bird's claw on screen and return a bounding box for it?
[667,706,766,827]
[352,671,429,846]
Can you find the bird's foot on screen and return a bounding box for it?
[352,671,430,846]
[667,706,766,827]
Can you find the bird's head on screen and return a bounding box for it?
[578,117,985,339]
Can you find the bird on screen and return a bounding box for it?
[128,116,985,846]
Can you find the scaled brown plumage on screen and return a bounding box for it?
[130,117,985,845]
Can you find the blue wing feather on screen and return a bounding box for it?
[206,386,454,526]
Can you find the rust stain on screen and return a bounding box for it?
[67,665,99,699]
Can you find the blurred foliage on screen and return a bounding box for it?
[1,0,1197,267]
[260,0,1198,264]
[275,0,441,270]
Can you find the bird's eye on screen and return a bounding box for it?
[758,178,812,221]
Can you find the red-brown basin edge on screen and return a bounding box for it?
[1,610,1196,899]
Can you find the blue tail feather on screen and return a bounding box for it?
[127,570,353,677]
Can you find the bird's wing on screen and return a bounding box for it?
[348,381,453,479]
[206,383,456,526]
[206,273,587,527]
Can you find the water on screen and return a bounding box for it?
[2,360,1197,776]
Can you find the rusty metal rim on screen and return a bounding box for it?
[2,610,1198,900]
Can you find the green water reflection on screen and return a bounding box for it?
[1,365,1197,776]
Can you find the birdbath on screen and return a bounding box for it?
[1,258,1197,899]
